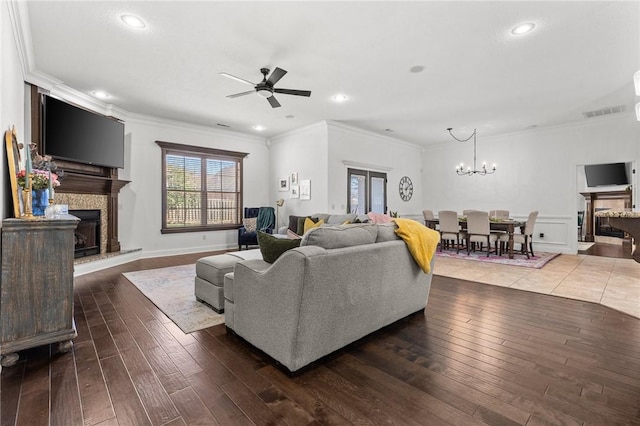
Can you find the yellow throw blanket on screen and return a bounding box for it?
[393,218,441,274]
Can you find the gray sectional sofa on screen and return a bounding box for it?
[224,223,434,373]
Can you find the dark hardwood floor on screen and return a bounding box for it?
[578,242,633,259]
[2,251,640,425]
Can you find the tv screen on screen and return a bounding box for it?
[43,95,125,168]
[584,162,628,187]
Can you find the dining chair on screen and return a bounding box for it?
[462,209,476,216]
[438,210,466,253]
[489,210,509,220]
[499,211,539,258]
[466,210,500,257]
[423,209,437,229]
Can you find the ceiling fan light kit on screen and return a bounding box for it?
[221,67,311,108]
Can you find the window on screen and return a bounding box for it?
[347,168,387,214]
[156,141,248,233]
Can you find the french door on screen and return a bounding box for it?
[347,168,387,215]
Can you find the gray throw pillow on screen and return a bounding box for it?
[300,225,376,249]
[257,231,301,263]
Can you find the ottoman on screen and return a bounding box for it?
[194,249,263,312]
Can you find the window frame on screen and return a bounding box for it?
[156,141,248,234]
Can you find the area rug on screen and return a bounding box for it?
[123,264,224,333]
[435,250,560,268]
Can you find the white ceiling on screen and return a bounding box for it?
[20,1,640,146]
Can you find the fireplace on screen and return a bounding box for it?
[595,208,625,238]
[70,209,101,258]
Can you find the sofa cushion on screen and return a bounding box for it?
[311,213,331,222]
[258,231,301,263]
[325,214,357,225]
[300,224,377,249]
[288,215,309,235]
[367,212,393,224]
[242,217,257,232]
[304,217,324,233]
[376,222,400,242]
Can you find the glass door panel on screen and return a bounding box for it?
[370,174,386,213]
[349,172,366,214]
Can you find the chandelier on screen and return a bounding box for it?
[447,127,496,176]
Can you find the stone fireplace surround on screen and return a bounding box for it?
[56,194,108,255]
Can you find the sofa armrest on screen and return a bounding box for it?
[230,246,326,367]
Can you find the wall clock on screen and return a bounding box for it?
[399,176,413,201]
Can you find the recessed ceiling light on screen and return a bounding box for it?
[511,22,535,35]
[91,90,111,99]
[285,115,295,119]
[409,65,425,73]
[253,125,266,131]
[121,14,146,29]
[331,94,349,103]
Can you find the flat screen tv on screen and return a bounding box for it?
[584,162,629,187]
[42,95,125,168]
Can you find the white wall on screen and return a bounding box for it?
[1,2,27,220]
[118,116,269,257]
[268,121,329,225]
[327,121,423,220]
[422,113,640,254]
[268,120,425,225]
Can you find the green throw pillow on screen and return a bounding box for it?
[257,231,301,263]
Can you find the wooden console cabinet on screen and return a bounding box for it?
[1,217,79,367]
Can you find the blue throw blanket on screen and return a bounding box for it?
[257,207,275,231]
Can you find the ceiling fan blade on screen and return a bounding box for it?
[226,90,255,98]
[266,67,287,86]
[274,88,311,97]
[267,96,281,108]
[219,72,256,86]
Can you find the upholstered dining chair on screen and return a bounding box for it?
[423,209,436,229]
[466,210,500,257]
[438,210,466,253]
[462,209,476,216]
[489,210,510,220]
[499,211,538,258]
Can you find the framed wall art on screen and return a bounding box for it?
[299,179,311,200]
[291,172,298,185]
[290,184,299,198]
[278,177,289,192]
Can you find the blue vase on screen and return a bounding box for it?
[32,188,49,216]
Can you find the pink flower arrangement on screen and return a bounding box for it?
[17,169,61,190]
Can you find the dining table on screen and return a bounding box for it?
[424,217,526,259]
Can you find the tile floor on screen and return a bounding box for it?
[433,253,640,318]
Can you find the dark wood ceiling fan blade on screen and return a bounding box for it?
[226,90,255,98]
[267,96,281,108]
[266,67,287,86]
[274,88,311,97]
[219,72,256,86]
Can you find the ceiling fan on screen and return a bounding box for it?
[220,67,311,108]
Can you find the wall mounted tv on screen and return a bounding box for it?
[584,162,629,187]
[42,95,125,169]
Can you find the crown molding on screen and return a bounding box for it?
[326,120,421,150]
[268,120,328,144]
[125,111,267,144]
